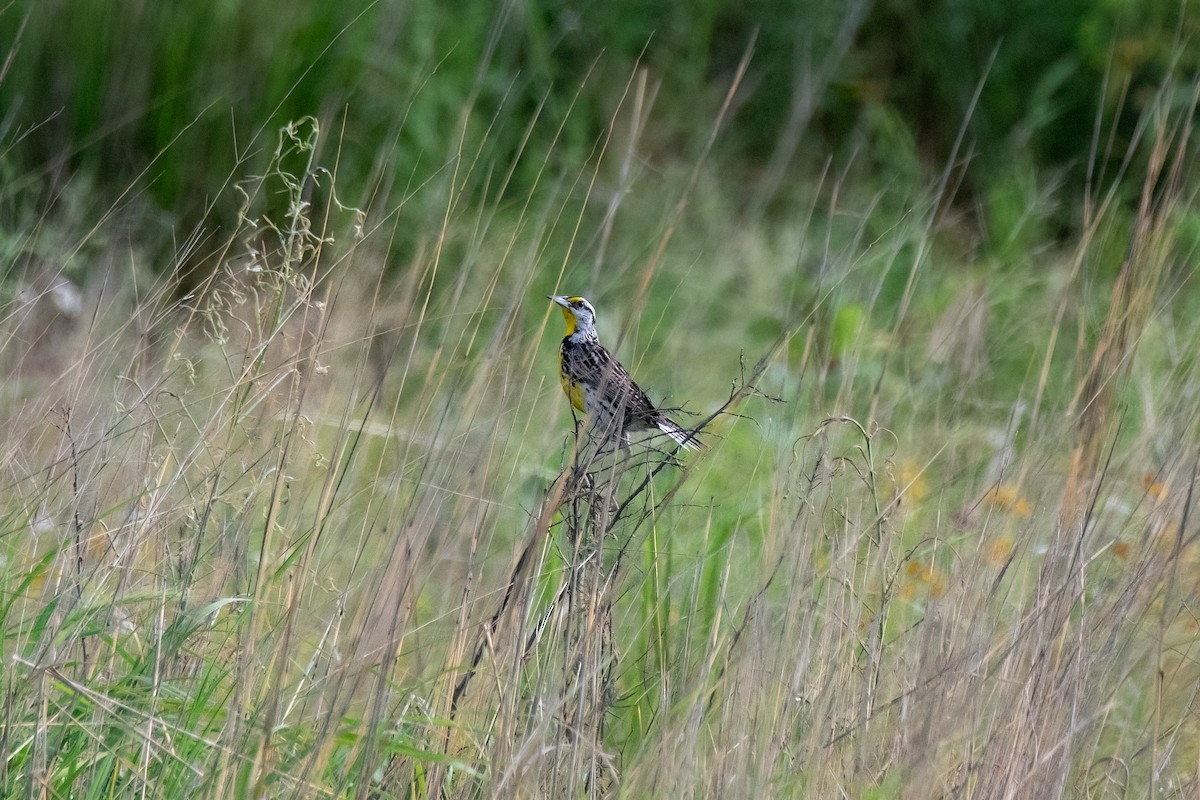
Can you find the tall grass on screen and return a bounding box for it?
[3,58,1200,800]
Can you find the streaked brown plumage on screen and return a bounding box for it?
[550,295,696,451]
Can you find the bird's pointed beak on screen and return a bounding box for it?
[549,295,569,308]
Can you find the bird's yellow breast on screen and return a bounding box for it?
[559,353,586,412]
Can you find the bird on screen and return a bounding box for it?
[549,294,697,451]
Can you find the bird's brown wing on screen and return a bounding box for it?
[561,339,659,431]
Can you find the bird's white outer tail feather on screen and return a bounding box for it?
[658,420,698,451]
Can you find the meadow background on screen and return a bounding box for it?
[2,0,1200,797]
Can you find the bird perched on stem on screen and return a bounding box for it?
[549,295,697,451]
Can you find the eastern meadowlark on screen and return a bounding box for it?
[549,295,697,451]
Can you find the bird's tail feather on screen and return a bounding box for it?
[658,419,699,451]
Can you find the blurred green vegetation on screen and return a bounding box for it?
[2,2,1200,796]
[1,0,1196,279]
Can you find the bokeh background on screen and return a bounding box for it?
[4,0,1194,274]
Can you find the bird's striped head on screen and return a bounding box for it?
[549,295,598,339]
